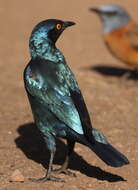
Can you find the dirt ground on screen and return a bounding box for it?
[0,0,138,189]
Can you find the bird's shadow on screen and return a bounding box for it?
[90,64,138,80]
[15,122,126,182]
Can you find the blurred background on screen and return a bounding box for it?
[0,0,138,190]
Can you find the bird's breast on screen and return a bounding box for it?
[103,22,138,68]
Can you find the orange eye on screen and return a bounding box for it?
[56,23,62,30]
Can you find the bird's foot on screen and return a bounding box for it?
[52,168,76,177]
[29,175,65,183]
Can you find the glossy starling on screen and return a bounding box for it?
[24,19,129,182]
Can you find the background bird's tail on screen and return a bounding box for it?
[87,129,129,167]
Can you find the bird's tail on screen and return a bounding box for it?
[87,129,129,167]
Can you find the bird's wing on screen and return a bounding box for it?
[24,60,93,136]
[125,23,138,50]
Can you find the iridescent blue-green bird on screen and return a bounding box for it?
[24,19,129,182]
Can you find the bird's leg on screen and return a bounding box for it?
[53,140,76,177]
[29,134,65,183]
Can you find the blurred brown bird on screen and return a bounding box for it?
[90,4,138,70]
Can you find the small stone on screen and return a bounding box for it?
[10,169,24,182]
[8,131,12,134]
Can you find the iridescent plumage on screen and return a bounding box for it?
[24,19,129,182]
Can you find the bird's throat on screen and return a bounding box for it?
[30,39,65,63]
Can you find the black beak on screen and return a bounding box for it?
[64,21,76,28]
[89,8,101,14]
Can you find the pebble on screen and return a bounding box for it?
[10,169,24,182]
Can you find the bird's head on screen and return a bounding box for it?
[29,19,75,58]
[90,5,131,34]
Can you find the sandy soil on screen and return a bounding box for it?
[0,0,138,189]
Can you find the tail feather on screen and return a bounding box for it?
[81,128,130,167]
[89,141,129,167]
[74,128,129,167]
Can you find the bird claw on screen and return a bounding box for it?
[29,175,65,183]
